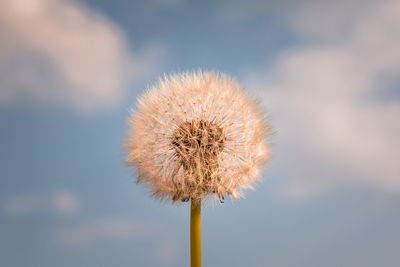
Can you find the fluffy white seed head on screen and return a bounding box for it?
[124,70,271,204]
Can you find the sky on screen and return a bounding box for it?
[1,0,400,266]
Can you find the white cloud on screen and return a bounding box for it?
[0,0,163,112]
[3,194,44,215]
[3,189,80,215]
[55,217,159,247]
[51,190,80,215]
[245,0,400,199]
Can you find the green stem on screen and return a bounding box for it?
[190,198,201,267]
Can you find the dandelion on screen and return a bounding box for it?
[124,70,271,267]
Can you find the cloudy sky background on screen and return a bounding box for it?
[1,0,399,266]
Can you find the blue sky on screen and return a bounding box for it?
[1,0,400,266]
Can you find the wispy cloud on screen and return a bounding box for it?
[51,190,80,215]
[0,0,164,113]
[246,0,400,199]
[3,189,80,216]
[54,216,159,248]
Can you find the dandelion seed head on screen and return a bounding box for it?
[124,70,271,204]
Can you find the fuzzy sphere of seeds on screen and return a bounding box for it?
[124,70,271,203]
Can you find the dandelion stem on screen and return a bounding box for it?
[190,198,201,267]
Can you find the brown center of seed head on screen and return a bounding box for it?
[170,120,226,201]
